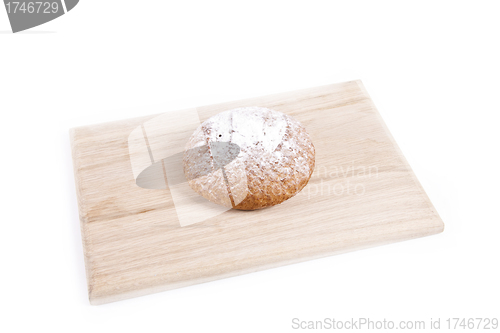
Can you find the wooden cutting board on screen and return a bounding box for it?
[70,80,444,305]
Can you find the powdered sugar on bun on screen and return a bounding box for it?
[183,107,315,210]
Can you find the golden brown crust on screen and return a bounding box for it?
[183,107,315,210]
[234,118,315,210]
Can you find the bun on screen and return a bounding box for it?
[183,107,315,210]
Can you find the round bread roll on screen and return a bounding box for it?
[183,106,315,210]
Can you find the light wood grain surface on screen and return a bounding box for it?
[70,80,444,305]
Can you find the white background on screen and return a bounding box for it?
[1,1,499,332]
